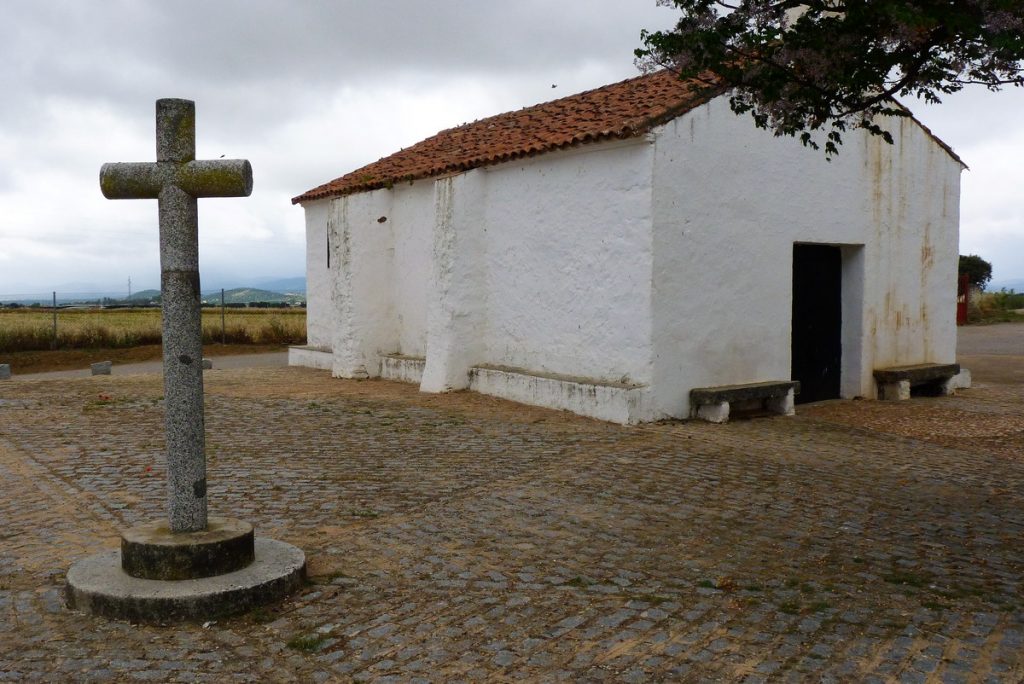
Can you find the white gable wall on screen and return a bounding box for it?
[864,118,961,371]
[649,97,961,418]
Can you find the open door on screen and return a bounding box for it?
[792,244,842,404]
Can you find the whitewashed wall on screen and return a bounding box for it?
[421,172,489,391]
[295,138,658,418]
[389,181,434,357]
[325,188,395,378]
[480,140,655,385]
[649,97,962,418]
[302,200,333,350]
[295,95,960,424]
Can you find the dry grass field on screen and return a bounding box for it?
[0,307,305,354]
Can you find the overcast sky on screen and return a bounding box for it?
[1,0,1022,298]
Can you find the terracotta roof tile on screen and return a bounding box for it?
[292,70,723,204]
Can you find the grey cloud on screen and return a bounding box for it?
[2,0,1020,292]
[4,2,674,98]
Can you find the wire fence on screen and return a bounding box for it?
[0,289,303,306]
[0,290,306,353]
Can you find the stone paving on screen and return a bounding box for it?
[1,338,1023,681]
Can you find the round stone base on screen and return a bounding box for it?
[66,538,305,623]
[121,517,254,580]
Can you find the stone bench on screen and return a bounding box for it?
[690,380,800,423]
[873,363,960,400]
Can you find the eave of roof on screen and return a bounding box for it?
[292,70,725,204]
[897,103,967,169]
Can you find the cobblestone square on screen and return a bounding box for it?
[0,326,1022,682]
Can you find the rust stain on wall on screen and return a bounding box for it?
[920,242,934,269]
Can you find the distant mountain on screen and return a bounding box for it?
[248,276,306,294]
[128,289,161,302]
[1,276,307,306]
[200,287,305,305]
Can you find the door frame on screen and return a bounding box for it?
[790,241,865,401]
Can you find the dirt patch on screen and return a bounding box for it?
[957,320,1024,355]
[2,344,287,374]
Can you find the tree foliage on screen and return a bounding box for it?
[637,0,1024,155]
[959,253,993,289]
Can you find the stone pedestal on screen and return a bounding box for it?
[91,361,112,376]
[67,517,305,623]
[949,368,972,391]
[765,389,796,416]
[696,401,730,424]
[878,379,911,400]
[121,517,254,580]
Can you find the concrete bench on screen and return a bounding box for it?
[690,380,800,423]
[873,363,960,400]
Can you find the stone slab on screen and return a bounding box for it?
[0,364,10,380]
[202,358,213,370]
[121,517,254,580]
[872,363,960,385]
[91,361,112,376]
[690,380,800,405]
[66,538,305,623]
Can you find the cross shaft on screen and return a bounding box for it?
[100,99,252,532]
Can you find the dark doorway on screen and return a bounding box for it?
[792,244,842,404]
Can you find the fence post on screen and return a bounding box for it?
[51,291,57,350]
[221,288,226,345]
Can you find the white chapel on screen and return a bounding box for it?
[289,70,964,424]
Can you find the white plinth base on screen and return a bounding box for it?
[288,346,333,370]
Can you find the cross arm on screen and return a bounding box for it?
[100,162,164,200]
[100,159,253,200]
[178,159,253,198]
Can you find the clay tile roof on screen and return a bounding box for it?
[292,70,724,204]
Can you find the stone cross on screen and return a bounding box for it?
[100,99,252,533]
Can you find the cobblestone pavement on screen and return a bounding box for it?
[0,350,1022,682]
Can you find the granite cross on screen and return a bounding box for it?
[100,99,252,533]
